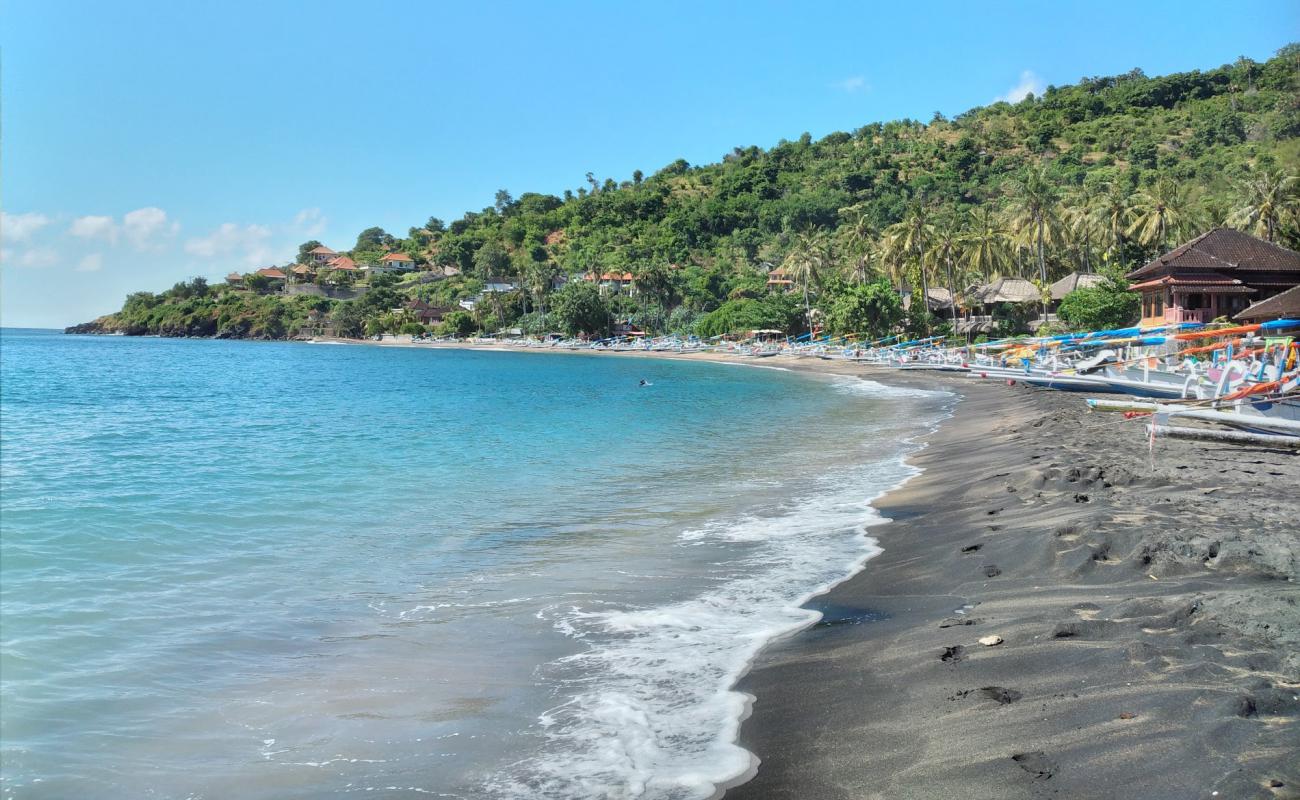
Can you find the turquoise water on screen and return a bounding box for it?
[0,329,949,799]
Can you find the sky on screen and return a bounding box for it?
[2,0,1297,328]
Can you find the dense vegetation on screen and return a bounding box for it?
[73,47,1300,340]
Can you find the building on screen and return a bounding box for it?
[484,278,519,293]
[308,245,338,265]
[325,256,359,272]
[956,277,1040,333]
[1234,284,1300,323]
[379,252,415,271]
[289,264,315,282]
[766,267,796,293]
[1049,272,1106,303]
[1126,228,1300,327]
[405,299,453,326]
[583,271,633,294]
[226,271,244,286]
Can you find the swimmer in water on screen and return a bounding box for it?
[639,379,647,386]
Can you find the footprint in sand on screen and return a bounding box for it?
[1011,751,1056,780]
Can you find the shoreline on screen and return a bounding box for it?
[724,367,1300,800]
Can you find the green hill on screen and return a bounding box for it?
[70,45,1300,340]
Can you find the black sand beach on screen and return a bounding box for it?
[319,338,1298,797]
[727,368,1300,800]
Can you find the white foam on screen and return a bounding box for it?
[485,445,924,799]
[827,373,951,399]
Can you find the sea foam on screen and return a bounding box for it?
[486,413,927,799]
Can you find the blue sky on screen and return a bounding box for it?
[2,0,1297,327]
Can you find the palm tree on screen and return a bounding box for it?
[839,207,880,285]
[1005,167,1061,288]
[883,202,935,331]
[959,205,1010,285]
[1227,167,1297,243]
[1064,184,1103,273]
[1093,182,1133,270]
[781,231,831,332]
[1127,177,1198,253]
[928,209,963,323]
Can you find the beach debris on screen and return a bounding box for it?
[983,565,1002,578]
[961,543,983,553]
[939,617,982,628]
[979,635,1004,646]
[980,686,1022,704]
[940,645,966,663]
[1118,711,1137,720]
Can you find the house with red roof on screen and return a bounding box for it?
[380,252,415,270]
[308,245,338,265]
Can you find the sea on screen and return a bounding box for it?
[0,328,951,800]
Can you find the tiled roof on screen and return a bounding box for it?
[226,271,243,281]
[1128,272,1250,291]
[382,252,413,262]
[1049,272,1106,300]
[256,267,287,279]
[309,245,337,255]
[1235,284,1300,322]
[327,256,358,270]
[1126,228,1300,280]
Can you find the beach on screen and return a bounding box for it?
[726,366,1300,800]
[323,337,1300,797]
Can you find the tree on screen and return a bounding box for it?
[824,279,903,338]
[928,210,962,322]
[959,206,1010,285]
[1057,271,1140,330]
[354,227,395,252]
[439,311,476,337]
[473,240,511,280]
[1227,167,1297,243]
[883,201,934,331]
[1127,177,1197,252]
[244,273,271,293]
[781,230,831,332]
[551,280,610,335]
[1006,167,1061,318]
[494,189,514,215]
[1093,182,1133,269]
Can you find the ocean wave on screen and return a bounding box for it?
[484,452,917,800]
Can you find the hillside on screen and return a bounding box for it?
[69,46,1300,340]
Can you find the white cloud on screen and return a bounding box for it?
[69,207,176,250]
[184,222,275,265]
[2,212,52,243]
[996,70,1045,103]
[69,215,120,244]
[293,207,327,237]
[122,207,177,250]
[3,247,59,268]
[76,253,104,272]
[834,76,869,93]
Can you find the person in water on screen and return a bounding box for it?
[639,379,647,386]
